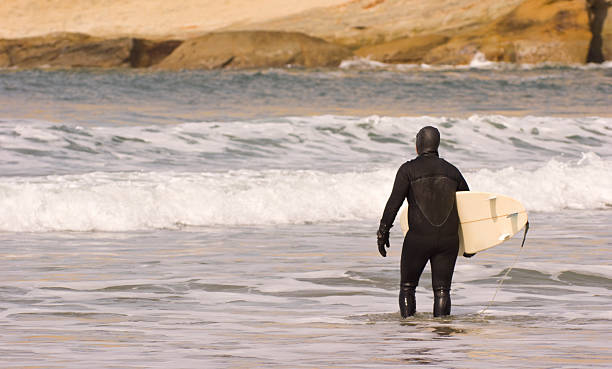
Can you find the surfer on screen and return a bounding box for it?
[377,126,470,318]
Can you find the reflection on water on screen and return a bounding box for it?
[431,325,467,337]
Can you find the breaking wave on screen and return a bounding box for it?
[0,153,609,232]
[2,115,611,176]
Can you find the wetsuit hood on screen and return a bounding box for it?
[416,126,440,156]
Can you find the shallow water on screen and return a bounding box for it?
[1,211,610,368]
[0,65,611,368]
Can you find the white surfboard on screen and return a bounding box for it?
[399,191,528,255]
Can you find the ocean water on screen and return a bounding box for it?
[1,63,611,368]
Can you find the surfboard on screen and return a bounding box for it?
[399,191,528,255]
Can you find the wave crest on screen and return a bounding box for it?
[0,154,610,232]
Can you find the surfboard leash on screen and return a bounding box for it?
[478,221,529,316]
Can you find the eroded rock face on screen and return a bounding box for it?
[236,0,526,50]
[130,39,183,68]
[355,0,594,65]
[0,31,350,70]
[0,33,133,68]
[354,34,450,63]
[0,49,10,67]
[0,1,607,69]
[157,31,353,70]
[0,33,182,69]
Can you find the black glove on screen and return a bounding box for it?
[377,222,392,257]
[463,252,475,258]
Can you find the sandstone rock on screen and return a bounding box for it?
[0,1,607,69]
[425,0,592,65]
[355,34,449,63]
[235,1,525,50]
[603,0,612,60]
[0,33,133,68]
[0,33,184,69]
[130,39,183,68]
[352,0,595,65]
[157,31,352,70]
[0,44,10,67]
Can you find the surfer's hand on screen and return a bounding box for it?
[377,234,389,257]
[463,252,475,258]
[377,222,392,257]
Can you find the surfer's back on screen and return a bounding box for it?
[403,154,469,236]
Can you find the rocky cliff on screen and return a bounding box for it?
[0,33,181,69]
[157,31,352,70]
[0,0,610,69]
[0,31,350,70]
[354,0,594,65]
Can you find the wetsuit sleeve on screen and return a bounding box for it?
[457,171,469,191]
[380,165,410,226]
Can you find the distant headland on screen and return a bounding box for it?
[1,0,610,70]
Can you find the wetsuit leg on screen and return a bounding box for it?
[430,235,459,317]
[433,287,451,317]
[399,282,416,318]
[400,232,431,317]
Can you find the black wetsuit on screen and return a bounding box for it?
[381,151,469,317]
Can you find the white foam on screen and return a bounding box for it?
[339,56,488,71]
[338,57,391,69]
[3,115,612,176]
[467,52,498,69]
[339,54,612,71]
[0,154,610,232]
[0,170,390,232]
[467,152,612,212]
[578,60,612,70]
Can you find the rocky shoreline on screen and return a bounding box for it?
[0,33,181,69]
[0,31,351,70]
[0,0,610,70]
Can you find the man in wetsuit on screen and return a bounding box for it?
[377,126,470,318]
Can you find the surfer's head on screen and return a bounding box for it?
[416,126,440,156]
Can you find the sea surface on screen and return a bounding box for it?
[1,60,611,368]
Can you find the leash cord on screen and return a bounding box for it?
[478,221,529,315]
[478,245,524,315]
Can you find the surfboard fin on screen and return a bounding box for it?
[520,221,530,247]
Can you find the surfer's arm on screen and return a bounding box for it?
[380,165,410,228]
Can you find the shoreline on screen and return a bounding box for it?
[2,52,612,72]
